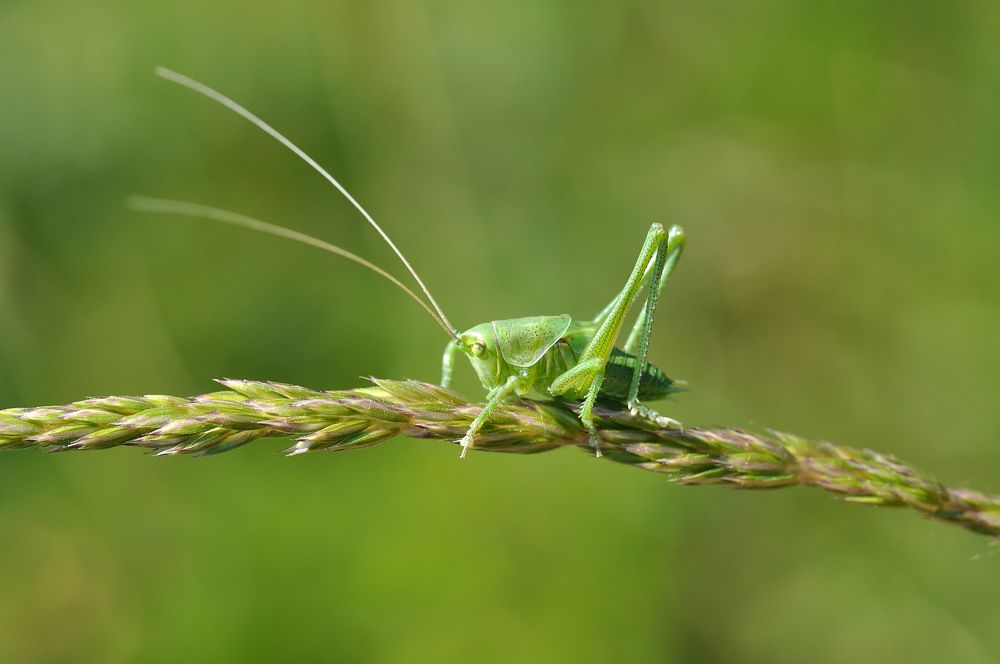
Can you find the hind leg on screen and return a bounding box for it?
[622,225,685,414]
[551,224,685,451]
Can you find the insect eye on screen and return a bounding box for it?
[471,342,486,357]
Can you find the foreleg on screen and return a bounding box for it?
[441,340,460,388]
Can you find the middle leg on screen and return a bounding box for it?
[459,374,530,459]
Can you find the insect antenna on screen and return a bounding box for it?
[128,196,457,337]
[152,66,460,340]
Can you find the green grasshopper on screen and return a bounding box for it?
[133,68,687,459]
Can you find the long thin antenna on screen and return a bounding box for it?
[128,196,457,338]
[153,66,459,340]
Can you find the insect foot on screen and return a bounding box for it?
[589,430,603,458]
[628,401,684,432]
[656,415,684,431]
[458,434,474,460]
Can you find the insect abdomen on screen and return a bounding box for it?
[598,348,677,403]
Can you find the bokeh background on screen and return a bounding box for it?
[2,1,999,662]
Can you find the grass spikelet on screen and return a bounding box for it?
[2,378,997,538]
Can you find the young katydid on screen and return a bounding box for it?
[133,68,687,459]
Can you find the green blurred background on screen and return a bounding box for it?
[2,1,999,662]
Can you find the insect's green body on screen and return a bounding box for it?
[559,322,679,403]
[445,318,679,404]
[140,68,688,460]
[598,345,679,403]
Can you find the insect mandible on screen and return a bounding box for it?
[133,68,688,459]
